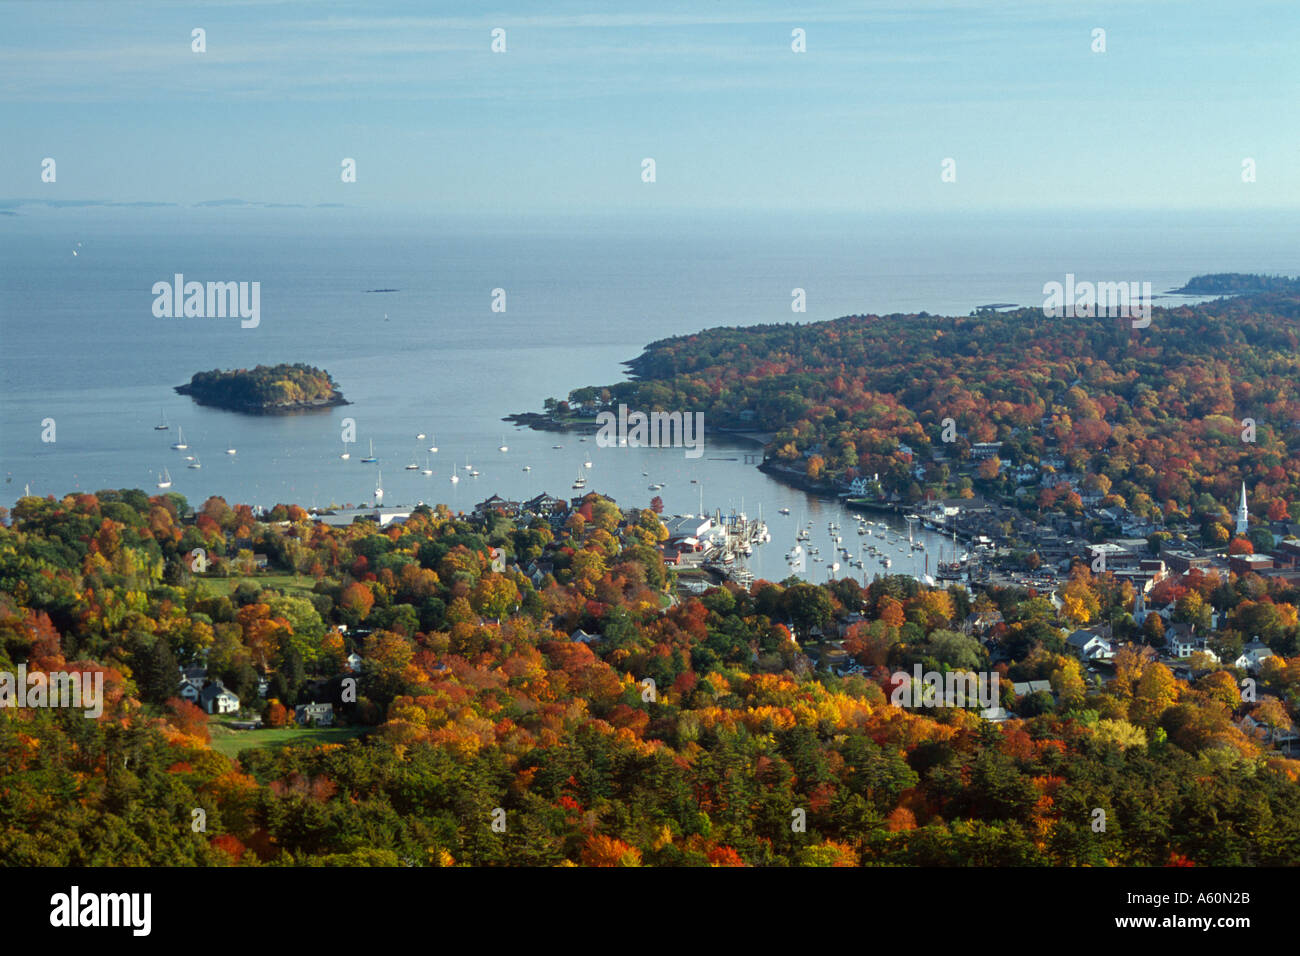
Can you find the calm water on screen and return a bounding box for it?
[3,205,1296,582]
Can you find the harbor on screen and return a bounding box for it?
[660,497,975,589]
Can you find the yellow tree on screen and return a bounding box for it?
[1059,569,1100,626]
[1050,657,1087,711]
[1113,644,1154,698]
[1130,662,1178,727]
[471,573,521,622]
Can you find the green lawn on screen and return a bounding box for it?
[207,720,368,759]
[198,572,316,598]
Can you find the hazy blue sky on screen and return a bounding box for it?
[3,0,1298,213]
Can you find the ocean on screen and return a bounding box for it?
[2,204,1296,583]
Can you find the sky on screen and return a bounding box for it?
[2,0,1299,214]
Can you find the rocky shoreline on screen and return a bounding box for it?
[174,383,349,415]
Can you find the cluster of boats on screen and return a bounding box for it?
[153,413,235,489]
[780,512,968,580]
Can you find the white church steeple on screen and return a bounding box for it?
[1134,587,1148,626]
[1235,481,1249,537]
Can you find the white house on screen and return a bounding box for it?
[177,665,207,704]
[295,702,334,727]
[1234,640,1275,673]
[199,681,240,715]
[1066,630,1114,662]
[346,652,363,672]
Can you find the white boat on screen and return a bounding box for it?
[499,436,509,452]
[188,456,201,469]
[552,444,563,449]
[361,439,377,463]
[583,457,592,469]
[421,456,433,476]
[170,427,187,450]
[154,410,169,431]
[463,456,473,471]
[830,562,840,572]
[522,465,531,472]
[225,447,236,455]
[469,468,480,478]
[405,456,419,470]
[417,433,426,440]
[573,472,587,489]
[374,470,383,503]
[156,467,172,489]
[449,469,459,484]
[340,440,350,460]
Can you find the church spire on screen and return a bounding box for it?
[1235,481,1249,536]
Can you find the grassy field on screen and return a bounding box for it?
[198,572,316,597]
[207,720,367,759]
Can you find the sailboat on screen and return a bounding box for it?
[154,410,169,431]
[170,427,187,450]
[374,470,384,504]
[156,467,172,489]
[583,455,592,469]
[449,467,460,484]
[463,455,473,472]
[572,470,587,489]
[417,433,426,440]
[187,456,201,469]
[340,441,350,460]
[225,446,236,455]
[428,433,438,453]
[421,456,433,476]
[498,435,509,452]
[361,439,377,463]
[405,451,419,470]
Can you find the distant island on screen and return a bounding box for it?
[175,363,348,414]
[1167,272,1300,295]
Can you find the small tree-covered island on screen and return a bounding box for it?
[175,363,348,414]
